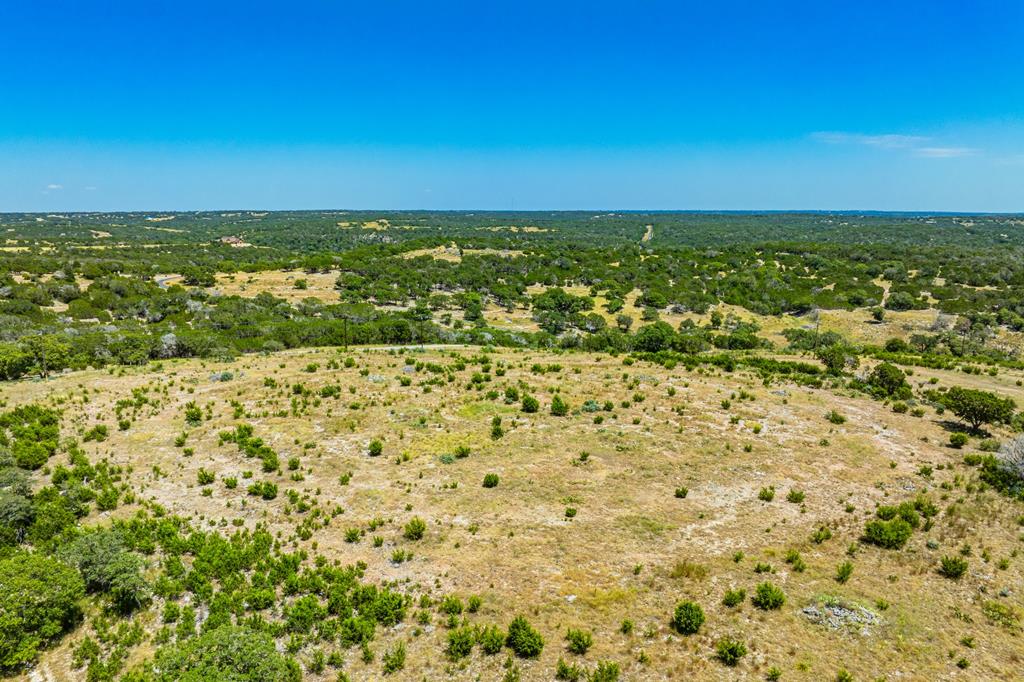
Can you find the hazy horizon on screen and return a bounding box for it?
[6,208,1024,216]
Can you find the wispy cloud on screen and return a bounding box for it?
[810,132,928,149]
[46,183,63,190]
[913,146,978,158]
[811,131,979,159]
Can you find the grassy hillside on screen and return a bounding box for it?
[4,344,1022,680]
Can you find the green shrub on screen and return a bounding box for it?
[440,595,464,615]
[938,555,968,580]
[722,588,746,608]
[949,432,968,448]
[671,601,705,635]
[521,396,539,413]
[863,518,913,549]
[246,481,278,500]
[715,636,747,666]
[338,616,375,648]
[565,628,593,655]
[446,627,475,660]
[835,561,854,584]
[876,502,920,527]
[285,595,326,634]
[556,657,584,681]
[506,616,544,657]
[403,517,426,540]
[477,624,505,655]
[483,473,500,488]
[588,660,621,682]
[551,395,569,416]
[786,489,805,504]
[758,486,776,502]
[83,424,108,442]
[751,582,786,610]
[368,439,384,457]
[827,410,846,424]
[184,401,203,426]
[868,362,910,399]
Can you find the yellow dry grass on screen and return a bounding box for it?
[5,345,1023,680]
[211,270,341,303]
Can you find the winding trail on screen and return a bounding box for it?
[154,274,184,289]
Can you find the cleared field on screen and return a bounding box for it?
[5,346,1022,680]
[401,244,527,263]
[210,270,342,303]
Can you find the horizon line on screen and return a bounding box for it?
[4,208,1024,216]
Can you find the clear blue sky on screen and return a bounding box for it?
[2,1,1023,211]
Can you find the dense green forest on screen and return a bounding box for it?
[2,211,1024,380]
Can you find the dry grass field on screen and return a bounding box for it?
[211,270,342,304]
[5,345,1023,681]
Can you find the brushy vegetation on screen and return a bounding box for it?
[2,211,1024,679]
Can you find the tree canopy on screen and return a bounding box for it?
[150,625,300,682]
[0,551,85,672]
[942,386,1016,432]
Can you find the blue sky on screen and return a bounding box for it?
[2,1,1023,211]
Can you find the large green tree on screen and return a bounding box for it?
[632,321,676,353]
[151,625,300,682]
[60,529,150,613]
[868,362,911,399]
[0,552,85,673]
[943,386,1016,432]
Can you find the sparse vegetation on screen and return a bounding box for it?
[4,211,1024,680]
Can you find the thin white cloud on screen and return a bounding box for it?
[84,185,97,191]
[811,131,980,159]
[46,183,63,190]
[914,146,978,158]
[810,132,928,149]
